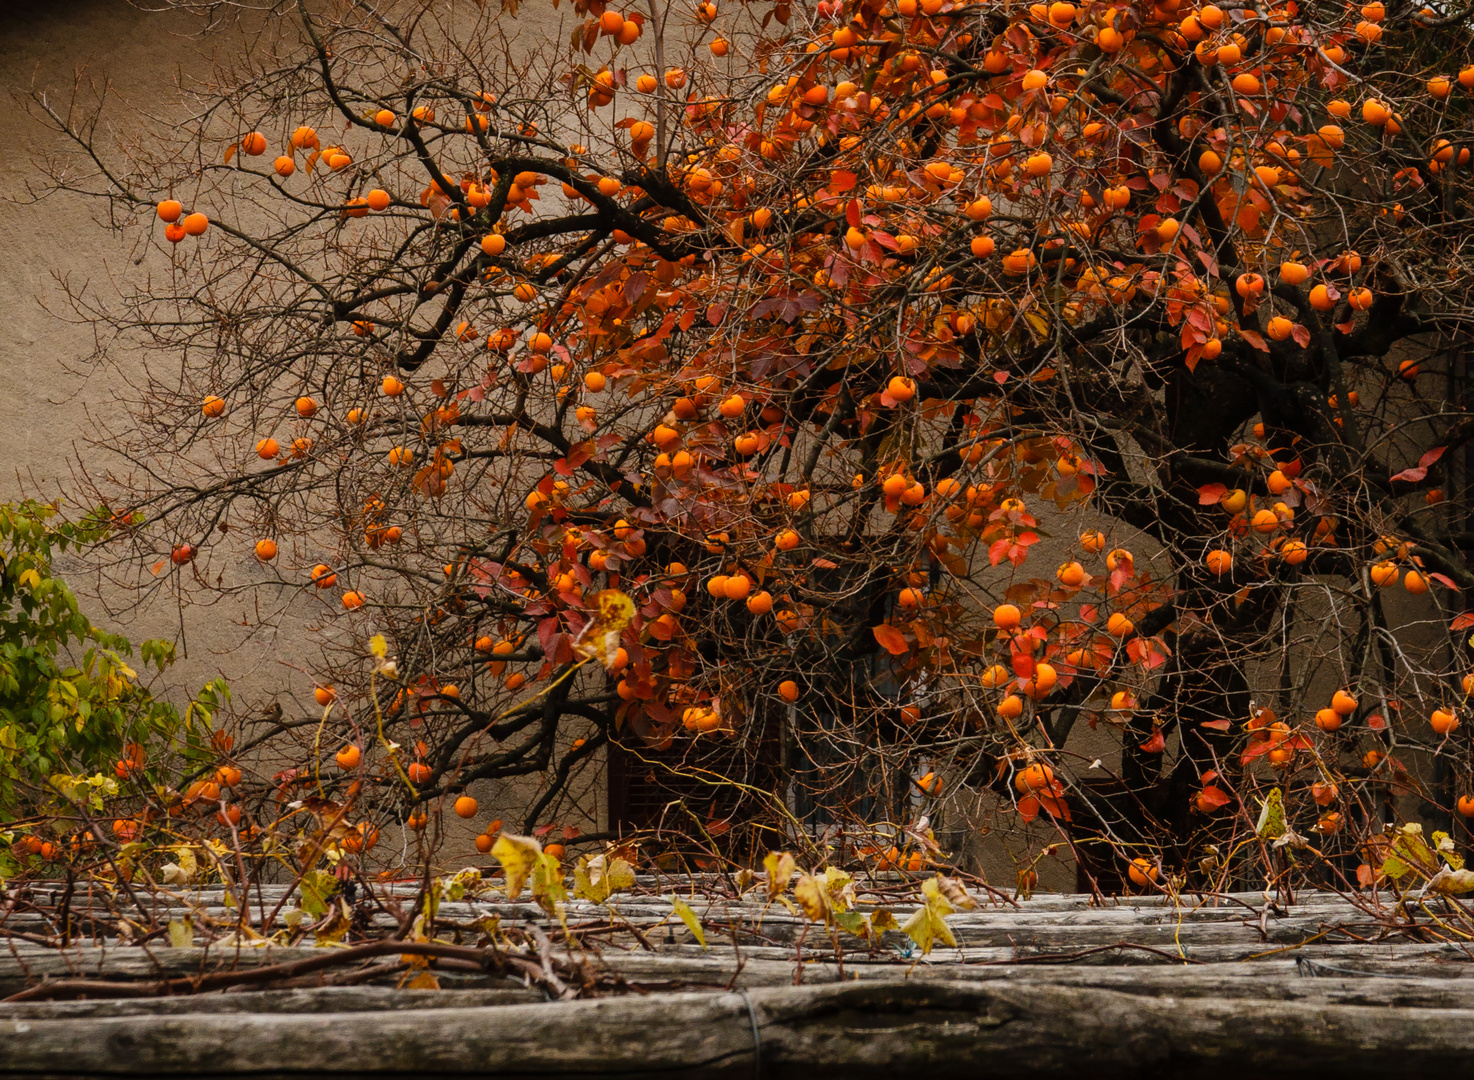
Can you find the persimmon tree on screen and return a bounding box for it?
[27,0,1474,889]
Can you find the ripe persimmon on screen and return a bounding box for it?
[1057,561,1086,587]
[886,376,916,402]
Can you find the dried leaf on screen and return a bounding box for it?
[573,852,635,904]
[792,872,831,922]
[763,851,796,898]
[1424,867,1474,895]
[492,833,543,900]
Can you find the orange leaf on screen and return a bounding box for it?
[872,624,909,656]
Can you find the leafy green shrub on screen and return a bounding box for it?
[0,501,226,815]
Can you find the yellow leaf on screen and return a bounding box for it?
[901,877,958,955]
[822,866,856,911]
[793,873,831,923]
[869,909,900,935]
[167,917,192,948]
[405,970,441,990]
[491,833,542,900]
[1426,867,1474,894]
[369,634,388,658]
[573,853,635,904]
[670,895,706,949]
[573,589,635,669]
[763,850,796,899]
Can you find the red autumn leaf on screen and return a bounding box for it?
[1452,611,1474,631]
[1391,445,1446,483]
[1199,719,1232,731]
[872,624,910,655]
[1241,738,1276,764]
[1139,729,1166,753]
[1196,785,1232,810]
[1017,796,1041,823]
[1197,482,1227,505]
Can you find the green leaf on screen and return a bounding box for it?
[832,909,870,939]
[1254,788,1285,840]
[299,869,339,917]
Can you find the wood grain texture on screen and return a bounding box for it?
[4,980,1474,1078]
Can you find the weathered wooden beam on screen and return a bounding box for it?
[4,979,1474,1078]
